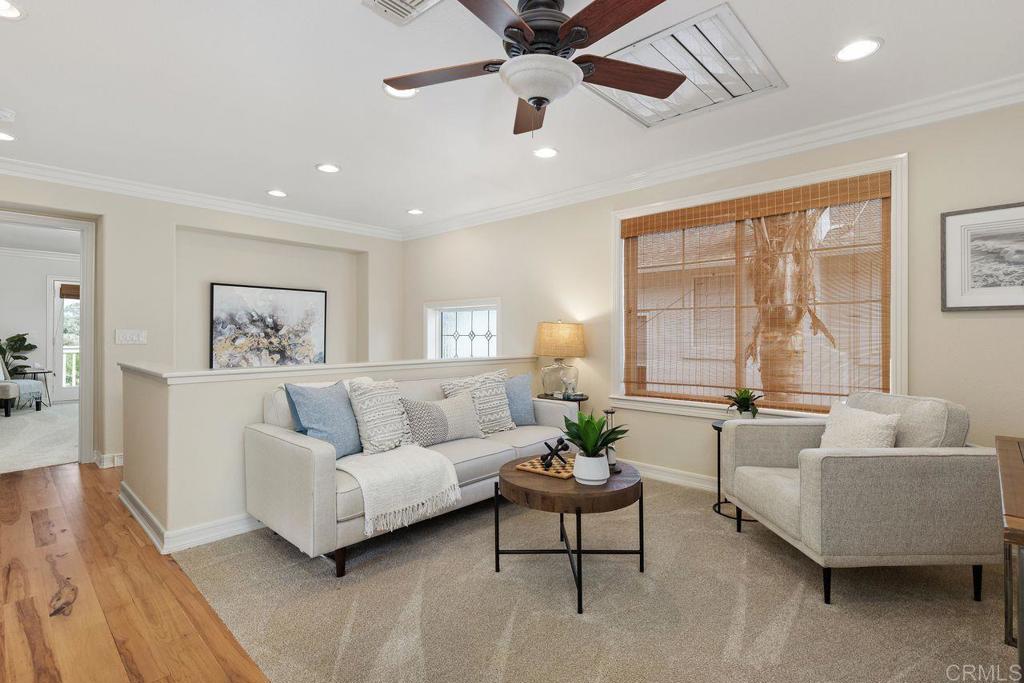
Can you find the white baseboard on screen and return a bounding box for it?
[618,458,717,492]
[97,452,123,468]
[118,481,264,554]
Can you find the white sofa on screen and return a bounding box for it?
[243,375,576,576]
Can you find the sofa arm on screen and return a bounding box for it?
[244,424,338,558]
[799,447,1002,560]
[533,398,576,429]
[721,418,826,495]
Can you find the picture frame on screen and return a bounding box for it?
[941,202,1024,311]
[209,283,327,369]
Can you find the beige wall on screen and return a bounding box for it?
[402,104,1024,478]
[173,227,362,369]
[0,175,405,457]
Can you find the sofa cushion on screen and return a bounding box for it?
[429,438,517,486]
[734,466,801,540]
[347,379,413,454]
[284,382,361,458]
[505,374,536,426]
[819,404,898,449]
[402,393,483,447]
[846,392,969,447]
[441,370,516,435]
[335,470,363,523]
[486,425,563,458]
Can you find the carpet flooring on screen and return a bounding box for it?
[174,480,1014,683]
[0,400,78,473]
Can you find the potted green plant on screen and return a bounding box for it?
[724,388,764,418]
[562,411,629,485]
[0,333,37,376]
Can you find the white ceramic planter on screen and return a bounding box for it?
[573,454,610,486]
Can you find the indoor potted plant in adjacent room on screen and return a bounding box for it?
[0,333,37,376]
[563,411,628,486]
[724,388,764,418]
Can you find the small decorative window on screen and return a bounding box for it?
[424,299,500,360]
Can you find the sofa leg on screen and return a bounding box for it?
[735,507,742,533]
[973,564,982,601]
[823,567,832,604]
[334,548,346,578]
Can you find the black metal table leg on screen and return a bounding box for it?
[1006,543,1016,647]
[711,420,756,523]
[559,512,564,541]
[576,507,583,614]
[639,482,645,573]
[494,482,500,573]
[1018,546,1024,669]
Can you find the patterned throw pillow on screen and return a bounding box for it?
[347,379,414,454]
[401,393,483,447]
[441,370,516,435]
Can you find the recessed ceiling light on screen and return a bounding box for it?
[0,2,22,19]
[383,83,419,99]
[407,209,424,216]
[0,132,14,142]
[533,147,558,159]
[267,189,287,198]
[316,163,341,174]
[835,38,882,62]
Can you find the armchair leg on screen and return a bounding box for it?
[333,548,346,578]
[3,399,10,418]
[973,564,982,601]
[823,567,832,604]
[736,507,742,533]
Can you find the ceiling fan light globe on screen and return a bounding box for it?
[499,55,583,108]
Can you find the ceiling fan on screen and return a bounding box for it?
[383,0,687,134]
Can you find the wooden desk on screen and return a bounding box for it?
[996,435,1024,664]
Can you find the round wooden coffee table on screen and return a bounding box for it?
[494,457,643,614]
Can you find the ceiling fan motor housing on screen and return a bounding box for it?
[499,54,583,109]
[505,0,573,58]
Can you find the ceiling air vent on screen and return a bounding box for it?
[585,3,785,127]
[362,0,444,26]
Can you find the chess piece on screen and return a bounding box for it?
[541,438,570,470]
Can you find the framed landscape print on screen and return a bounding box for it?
[210,283,327,368]
[941,202,1024,311]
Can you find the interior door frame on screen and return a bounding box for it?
[45,275,82,402]
[0,210,95,465]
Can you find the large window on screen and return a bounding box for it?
[621,171,892,412]
[425,300,499,360]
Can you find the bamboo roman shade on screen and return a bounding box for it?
[621,171,891,412]
[59,283,80,300]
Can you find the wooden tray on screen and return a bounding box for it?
[514,455,576,480]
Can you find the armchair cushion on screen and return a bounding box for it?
[819,404,898,449]
[734,466,801,539]
[721,418,827,494]
[846,392,969,447]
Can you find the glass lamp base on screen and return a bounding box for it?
[541,358,579,397]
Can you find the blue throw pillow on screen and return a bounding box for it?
[284,382,362,458]
[505,374,536,426]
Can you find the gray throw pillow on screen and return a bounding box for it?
[402,393,483,447]
[284,382,361,458]
[819,403,899,449]
[441,369,516,435]
[505,374,536,426]
[347,379,414,454]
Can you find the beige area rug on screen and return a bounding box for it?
[0,401,78,474]
[175,480,1013,683]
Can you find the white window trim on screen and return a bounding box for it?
[608,153,909,419]
[423,297,502,360]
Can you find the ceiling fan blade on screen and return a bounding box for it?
[559,0,668,48]
[456,0,535,43]
[513,99,545,135]
[384,59,505,90]
[575,55,686,99]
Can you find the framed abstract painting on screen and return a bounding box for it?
[941,202,1024,311]
[210,283,327,368]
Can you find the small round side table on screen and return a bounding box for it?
[711,420,757,523]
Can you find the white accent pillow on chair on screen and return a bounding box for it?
[820,403,899,449]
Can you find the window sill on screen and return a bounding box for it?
[608,394,821,420]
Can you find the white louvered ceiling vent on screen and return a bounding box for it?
[587,3,785,127]
[362,0,444,26]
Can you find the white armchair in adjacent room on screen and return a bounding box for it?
[721,392,1002,604]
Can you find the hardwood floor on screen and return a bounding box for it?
[0,463,267,682]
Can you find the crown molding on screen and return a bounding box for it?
[404,73,1024,240]
[0,157,402,241]
[0,245,79,262]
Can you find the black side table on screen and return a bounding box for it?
[536,393,589,411]
[711,420,756,523]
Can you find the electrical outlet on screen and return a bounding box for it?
[115,329,147,345]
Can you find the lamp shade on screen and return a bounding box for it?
[534,321,586,358]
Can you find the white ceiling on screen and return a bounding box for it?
[1,0,1023,239]
[0,222,81,254]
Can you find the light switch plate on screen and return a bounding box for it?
[115,329,147,345]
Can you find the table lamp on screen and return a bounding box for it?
[534,320,586,398]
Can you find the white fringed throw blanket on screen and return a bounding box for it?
[336,445,461,537]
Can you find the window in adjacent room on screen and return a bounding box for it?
[619,171,892,412]
[424,299,500,360]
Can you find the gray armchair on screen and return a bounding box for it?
[721,392,1002,604]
